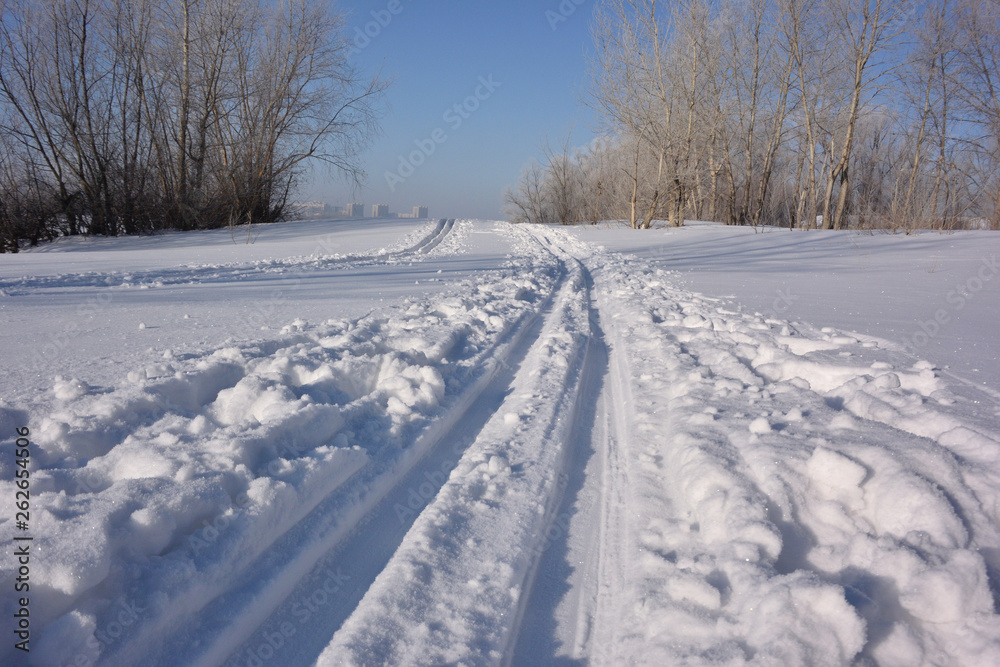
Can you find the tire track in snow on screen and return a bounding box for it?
[311,226,594,666]
[506,257,631,665]
[581,339,632,665]
[405,218,455,255]
[500,234,607,665]
[0,218,458,295]
[187,250,570,667]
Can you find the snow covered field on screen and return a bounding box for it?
[2,219,999,666]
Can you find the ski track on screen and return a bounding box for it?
[3,220,1000,666]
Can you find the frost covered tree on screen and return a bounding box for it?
[717,0,794,228]
[505,160,551,225]
[504,137,590,226]
[509,0,999,231]
[814,0,910,230]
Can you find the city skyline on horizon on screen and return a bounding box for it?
[291,200,432,220]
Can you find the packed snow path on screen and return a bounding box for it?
[2,220,999,666]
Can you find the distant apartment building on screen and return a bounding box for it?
[288,201,331,219]
[372,203,390,218]
[413,206,429,219]
[347,203,365,218]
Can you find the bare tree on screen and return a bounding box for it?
[589,0,663,227]
[0,0,386,249]
[504,160,551,225]
[889,0,961,231]
[954,0,1000,229]
[539,135,585,225]
[718,0,795,227]
[816,0,910,230]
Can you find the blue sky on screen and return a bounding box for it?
[304,0,599,219]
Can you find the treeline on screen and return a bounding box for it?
[0,0,385,252]
[507,0,1000,231]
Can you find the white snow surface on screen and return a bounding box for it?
[1,219,999,666]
